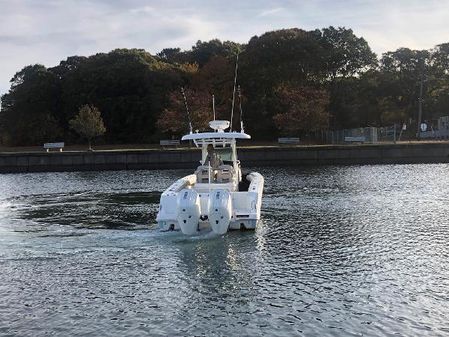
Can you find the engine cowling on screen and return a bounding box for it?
[208,189,232,235]
[177,189,201,235]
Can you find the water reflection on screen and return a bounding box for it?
[0,165,449,336]
[4,190,161,230]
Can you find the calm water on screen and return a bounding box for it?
[0,165,448,337]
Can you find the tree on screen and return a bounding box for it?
[191,56,235,121]
[239,28,326,138]
[69,104,106,150]
[378,48,431,126]
[156,88,212,135]
[242,28,325,86]
[427,44,449,117]
[2,29,449,145]
[0,64,62,145]
[321,27,377,129]
[53,48,185,143]
[157,55,236,136]
[157,48,182,63]
[190,39,242,66]
[321,26,377,81]
[273,85,330,135]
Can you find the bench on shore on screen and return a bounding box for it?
[344,136,366,143]
[44,142,65,152]
[278,137,300,145]
[160,139,180,148]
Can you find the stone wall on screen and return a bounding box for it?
[1,143,449,173]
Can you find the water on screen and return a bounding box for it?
[1,165,449,337]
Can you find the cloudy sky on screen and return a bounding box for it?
[1,0,449,96]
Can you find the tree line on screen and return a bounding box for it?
[1,27,448,146]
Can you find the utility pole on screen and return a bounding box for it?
[416,55,426,141]
[417,76,424,140]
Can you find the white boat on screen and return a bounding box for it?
[156,120,264,235]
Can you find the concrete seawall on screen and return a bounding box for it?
[1,143,449,173]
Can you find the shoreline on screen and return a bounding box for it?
[1,142,449,173]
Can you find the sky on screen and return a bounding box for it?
[1,0,449,96]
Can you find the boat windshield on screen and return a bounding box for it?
[215,147,233,163]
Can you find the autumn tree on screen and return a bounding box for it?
[191,56,235,120]
[157,88,213,135]
[69,104,106,150]
[273,85,330,135]
[157,54,237,136]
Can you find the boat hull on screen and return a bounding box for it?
[156,172,264,235]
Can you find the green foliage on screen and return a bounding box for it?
[190,39,243,66]
[1,27,449,145]
[157,48,182,63]
[54,48,184,143]
[375,48,429,124]
[69,105,106,149]
[321,26,377,80]
[0,65,63,145]
[156,40,243,67]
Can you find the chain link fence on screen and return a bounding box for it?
[323,127,378,144]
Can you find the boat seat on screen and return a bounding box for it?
[217,165,234,183]
[195,165,212,183]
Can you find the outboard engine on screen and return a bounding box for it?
[177,189,201,235]
[208,189,232,235]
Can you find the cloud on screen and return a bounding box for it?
[1,0,449,96]
[258,8,284,17]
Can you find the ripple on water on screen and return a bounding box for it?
[0,166,449,336]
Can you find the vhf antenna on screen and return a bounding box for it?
[180,87,193,134]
